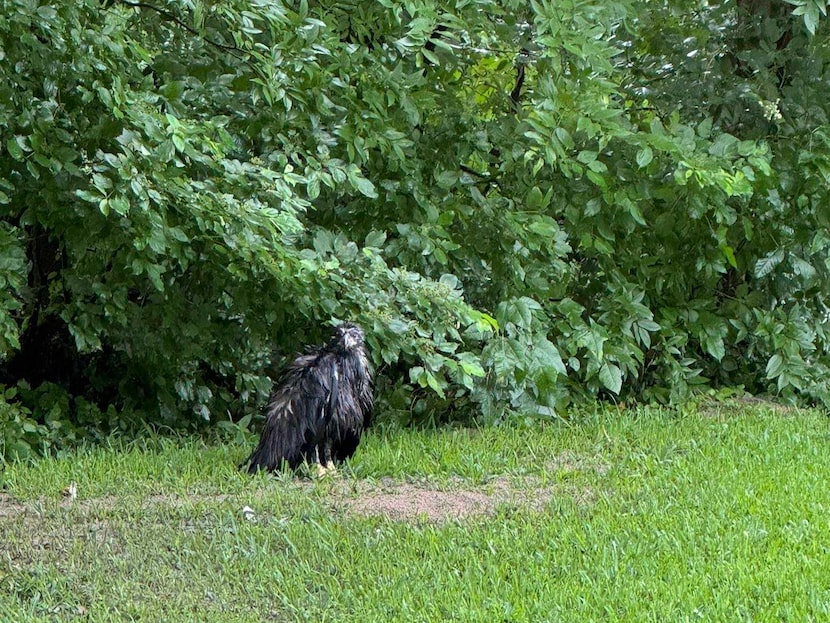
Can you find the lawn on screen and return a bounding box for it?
[1,404,829,622]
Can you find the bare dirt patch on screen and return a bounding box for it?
[0,480,585,524]
[0,455,601,525]
[331,475,594,522]
[0,493,27,517]
[344,484,505,521]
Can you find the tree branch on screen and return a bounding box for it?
[116,0,245,56]
[510,49,529,111]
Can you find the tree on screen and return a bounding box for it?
[1,0,829,457]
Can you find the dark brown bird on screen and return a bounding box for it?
[241,323,373,474]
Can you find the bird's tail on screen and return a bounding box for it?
[240,404,311,473]
[240,429,303,474]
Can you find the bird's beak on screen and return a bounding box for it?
[343,334,357,350]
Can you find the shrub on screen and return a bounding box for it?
[1,1,828,455]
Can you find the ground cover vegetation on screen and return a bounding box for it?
[1,0,830,455]
[1,406,829,621]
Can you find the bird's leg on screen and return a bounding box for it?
[313,445,337,477]
[313,445,328,477]
[322,444,337,474]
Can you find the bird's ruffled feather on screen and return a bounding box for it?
[242,324,373,473]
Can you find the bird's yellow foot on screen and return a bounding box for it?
[313,462,338,478]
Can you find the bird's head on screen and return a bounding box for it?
[331,322,365,353]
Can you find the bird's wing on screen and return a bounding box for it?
[243,352,336,472]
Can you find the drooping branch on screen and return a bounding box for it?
[510,48,530,111]
[115,0,245,56]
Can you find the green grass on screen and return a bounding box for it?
[2,404,830,622]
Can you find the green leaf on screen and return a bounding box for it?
[528,219,558,237]
[172,134,186,152]
[791,256,817,280]
[708,133,739,157]
[696,117,713,137]
[766,353,784,379]
[307,177,320,200]
[588,159,608,173]
[168,227,190,243]
[6,137,24,161]
[75,189,101,203]
[577,150,597,164]
[636,147,653,168]
[638,320,661,332]
[421,47,440,66]
[439,274,459,289]
[92,173,112,193]
[599,363,622,394]
[355,177,377,198]
[703,334,725,362]
[755,250,784,279]
[554,127,574,149]
[435,171,458,189]
[110,196,129,216]
[804,1,819,34]
[720,244,738,269]
[458,355,485,377]
[534,338,567,376]
[347,166,378,198]
[388,319,410,334]
[526,186,545,210]
[364,231,387,248]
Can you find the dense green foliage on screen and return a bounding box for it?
[1,0,830,453]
